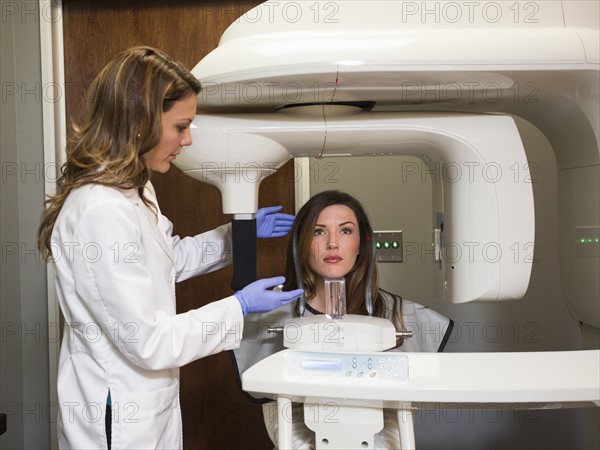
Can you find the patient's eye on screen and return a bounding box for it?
[313,228,325,236]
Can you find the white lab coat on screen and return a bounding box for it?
[51,182,244,449]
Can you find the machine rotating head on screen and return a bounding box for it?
[174,108,535,303]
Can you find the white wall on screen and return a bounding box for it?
[309,116,591,449]
[0,7,51,450]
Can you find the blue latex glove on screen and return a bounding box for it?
[234,276,304,316]
[256,206,295,238]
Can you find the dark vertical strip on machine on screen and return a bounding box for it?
[231,219,257,291]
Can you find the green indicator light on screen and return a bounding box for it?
[383,241,390,249]
[376,242,382,249]
[580,239,586,243]
[392,241,399,249]
[589,239,593,243]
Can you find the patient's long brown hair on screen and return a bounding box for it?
[37,46,201,259]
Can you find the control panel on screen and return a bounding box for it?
[285,351,409,382]
[374,230,403,263]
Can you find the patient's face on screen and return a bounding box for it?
[309,205,361,280]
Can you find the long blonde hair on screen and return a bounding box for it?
[37,46,201,259]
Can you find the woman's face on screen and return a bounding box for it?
[142,95,196,173]
[308,204,361,280]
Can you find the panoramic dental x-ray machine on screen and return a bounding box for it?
[174,1,600,448]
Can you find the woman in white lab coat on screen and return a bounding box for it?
[37,46,303,449]
[231,190,453,449]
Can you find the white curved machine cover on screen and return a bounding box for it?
[173,1,599,448]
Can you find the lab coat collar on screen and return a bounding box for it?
[139,203,175,265]
[118,187,141,205]
[119,183,175,265]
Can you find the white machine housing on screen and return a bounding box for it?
[177,109,534,303]
[176,0,599,321]
[281,314,398,352]
[243,349,600,449]
[174,1,600,448]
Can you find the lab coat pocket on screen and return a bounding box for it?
[111,382,181,450]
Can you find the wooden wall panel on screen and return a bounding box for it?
[62,1,295,448]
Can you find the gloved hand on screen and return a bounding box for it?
[234,276,304,316]
[256,206,295,238]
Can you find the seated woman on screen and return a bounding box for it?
[232,190,454,449]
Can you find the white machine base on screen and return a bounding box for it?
[304,401,384,450]
[244,349,600,449]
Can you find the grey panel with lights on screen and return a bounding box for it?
[374,231,403,263]
[576,226,600,258]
